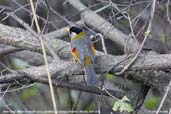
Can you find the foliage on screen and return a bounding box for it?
[85,103,96,111]
[144,30,152,37]
[161,34,170,44]
[113,96,134,113]
[144,96,159,110]
[21,85,38,101]
[105,73,115,80]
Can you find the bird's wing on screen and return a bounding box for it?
[85,37,95,63]
[71,47,81,63]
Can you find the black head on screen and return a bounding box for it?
[69,26,83,35]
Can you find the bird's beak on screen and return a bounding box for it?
[66,26,70,33]
[66,26,71,37]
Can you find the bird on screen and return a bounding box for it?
[68,26,97,86]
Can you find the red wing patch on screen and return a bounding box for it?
[72,47,77,53]
[71,47,80,63]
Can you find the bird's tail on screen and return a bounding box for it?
[84,56,97,85]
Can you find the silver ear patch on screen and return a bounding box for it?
[70,32,77,38]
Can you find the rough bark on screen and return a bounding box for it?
[0,24,170,89]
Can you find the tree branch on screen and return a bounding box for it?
[0,24,171,89]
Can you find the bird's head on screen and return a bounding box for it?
[69,26,83,38]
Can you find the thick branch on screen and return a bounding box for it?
[0,24,171,89]
[0,61,124,99]
[96,54,171,89]
[0,45,23,55]
[0,24,70,57]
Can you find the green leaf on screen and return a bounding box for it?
[161,35,170,44]
[144,30,152,37]
[113,101,120,111]
[144,96,159,110]
[121,96,130,101]
[113,96,134,113]
[105,73,114,80]
[86,103,96,111]
[21,85,38,101]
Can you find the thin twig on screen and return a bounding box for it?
[0,84,10,101]
[169,107,171,114]
[11,0,57,29]
[6,12,59,60]
[95,33,108,54]
[115,0,156,75]
[156,80,171,114]
[35,78,124,99]
[42,1,72,26]
[0,83,35,94]
[127,13,136,41]
[41,0,50,33]
[29,0,58,114]
[103,88,119,100]
[167,0,171,26]
[1,102,15,114]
